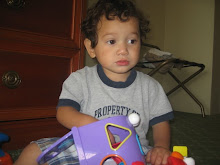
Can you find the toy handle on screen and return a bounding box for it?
[37,131,74,164]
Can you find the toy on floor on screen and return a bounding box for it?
[167,146,195,165]
[37,113,146,165]
[0,133,13,165]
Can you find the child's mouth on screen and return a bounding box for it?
[116,60,129,66]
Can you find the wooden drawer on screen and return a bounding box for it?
[0,0,85,151]
[0,50,70,121]
[0,118,69,151]
[0,0,84,48]
[0,0,73,38]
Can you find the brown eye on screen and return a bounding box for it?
[107,40,116,45]
[128,39,136,44]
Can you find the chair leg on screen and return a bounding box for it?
[167,71,205,118]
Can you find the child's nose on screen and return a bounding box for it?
[116,43,128,56]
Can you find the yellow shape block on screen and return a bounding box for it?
[173,146,188,157]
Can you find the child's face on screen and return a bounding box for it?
[85,16,141,82]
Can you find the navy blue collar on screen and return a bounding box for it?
[97,64,137,88]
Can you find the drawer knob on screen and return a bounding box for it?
[2,71,22,89]
[6,0,25,8]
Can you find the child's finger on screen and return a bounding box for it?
[162,152,170,165]
[146,149,152,163]
[149,150,158,165]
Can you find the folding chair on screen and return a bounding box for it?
[136,43,205,117]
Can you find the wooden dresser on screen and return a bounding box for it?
[0,0,86,151]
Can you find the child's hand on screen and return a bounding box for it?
[146,146,171,165]
[107,129,116,145]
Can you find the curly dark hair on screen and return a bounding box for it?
[81,0,150,48]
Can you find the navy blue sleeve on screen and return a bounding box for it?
[149,111,174,126]
[56,99,81,111]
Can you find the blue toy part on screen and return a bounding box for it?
[0,133,10,157]
[136,134,145,156]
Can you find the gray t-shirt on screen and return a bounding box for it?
[57,64,173,147]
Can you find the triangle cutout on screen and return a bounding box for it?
[105,123,132,150]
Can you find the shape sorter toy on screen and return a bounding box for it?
[37,115,146,165]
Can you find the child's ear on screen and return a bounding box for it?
[84,38,96,58]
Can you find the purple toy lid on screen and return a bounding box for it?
[37,132,74,164]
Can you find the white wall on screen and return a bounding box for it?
[163,0,214,115]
